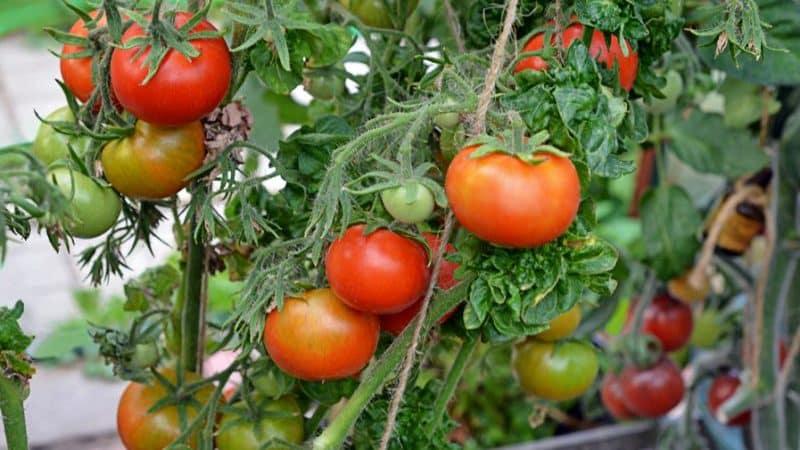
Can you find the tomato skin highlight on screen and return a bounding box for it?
[640,293,694,352]
[445,145,580,248]
[620,357,685,417]
[515,23,639,91]
[215,396,304,450]
[263,288,380,381]
[708,374,751,426]
[535,305,581,341]
[601,373,637,420]
[110,12,231,126]
[101,120,206,200]
[513,339,599,402]
[117,369,215,450]
[60,12,103,103]
[48,167,121,238]
[326,225,431,314]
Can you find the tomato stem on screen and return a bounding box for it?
[426,335,478,435]
[0,377,28,450]
[310,275,475,450]
[181,193,207,373]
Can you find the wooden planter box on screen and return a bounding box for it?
[494,421,659,450]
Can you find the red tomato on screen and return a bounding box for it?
[445,145,580,248]
[263,288,380,381]
[708,374,751,426]
[326,225,431,314]
[515,22,639,91]
[422,232,460,290]
[620,357,685,417]
[601,373,637,420]
[110,12,231,126]
[639,293,694,352]
[60,12,105,103]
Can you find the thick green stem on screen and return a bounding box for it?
[311,276,474,450]
[0,378,28,450]
[181,203,206,373]
[426,336,478,435]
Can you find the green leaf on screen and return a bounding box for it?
[665,109,769,177]
[718,78,781,128]
[123,265,181,312]
[639,185,702,280]
[0,301,33,353]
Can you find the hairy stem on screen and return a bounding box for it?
[0,377,28,450]
[426,336,478,435]
[181,197,207,373]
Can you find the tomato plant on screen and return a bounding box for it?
[325,225,430,314]
[708,373,751,426]
[632,293,693,352]
[263,288,379,381]
[117,369,216,450]
[47,167,121,238]
[381,181,435,224]
[110,12,231,126]
[100,120,205,200]
[445,145,580,248]
[620,358,685,418]
[216,396,304,450]
[513,339,598,401]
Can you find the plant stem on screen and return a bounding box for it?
[311,276,474,450]
[305,404,331,436]
[0,377,28,450]
[181,198,206,373]
[426,336,478,435]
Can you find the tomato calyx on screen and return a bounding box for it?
[119,3,224,84]
[467,128,571,165]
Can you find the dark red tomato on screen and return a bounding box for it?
[60,11,104,103]
[110,12,231,126]
[620,357,685,417]
[326,225,431,314]
[601,373,636,420]
[640,293,694,352]
[422,232,460,290]
[117,368,215,450]
[263,288,380,381]
[445,145,580,248]
[515,22,639,91]
[708,374,751,426]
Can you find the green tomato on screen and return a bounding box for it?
[340,0,419,29]
[32,106,90,167]
[48,167,121,238]
[381,181,435,223]
[303,70,346,100]
[129,342,159,369]
[216,396,304,450]
[691,309,725,349]
[648,70,683,114]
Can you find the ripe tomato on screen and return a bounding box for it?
[422,232,460,290]
[640,293,694,352]
[48,167,121,238]
[620,357,685,417]
[445,145,580,248]
[513,339,598,401]
[708,374,751,426]
[32,106,90,167]
[216,396,304,450]
[60,12,104,103]
[535,305,581,341]
[101,120,205,200]
[601,373,636,420]
[515,22,639,91]
[325,225,430,314]
[110,12,231,126]
[690,309,724,349]
[381,182,435,224]
[263,288,380,381]
[117,369,216,450]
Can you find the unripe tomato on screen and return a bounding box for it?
[100,120,205,200]
[648,70,683,114]
[117,369,216,450]
[381,182,435,224]
[215,396,304,450]
[129,342,159,369]
[620,357,685,417]
[513,339,598,401]
[48,167,121,238]
[535,305,581,341]
[445,145,580,248]
[601,373,636,420]
[263,288,380,381]
[708,374,751,426]
[690,309,724,349]
[303,70,345,100]
[32,106,90,167]
[515,23,639,91]
[340,0,419,29]
[60,11,104,103]
[326,225,431,314]
[640,293,694,352]
[110,12,231,126]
